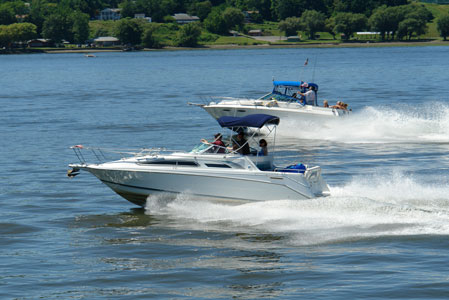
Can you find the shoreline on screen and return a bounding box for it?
[46,39,449,53]
[3,39,448,55]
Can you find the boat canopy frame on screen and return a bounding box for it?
[215,114,278,159]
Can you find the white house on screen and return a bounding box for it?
[172,13,199,24]
[134,13,152,22]
[93,36,120,46]
[99,8,121,21]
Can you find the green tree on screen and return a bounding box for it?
[334,12,367,40]
[0,24,12,47]
[204,8,227,34]
[119,0,137,18]
[0,5,16,25]
[25,0,54,36]
[0,22,37,47]
[300,9,325,40]
[9,22,37,43]
[176,22,201,47]
[42,12,73,43]
[141,25,160,48]
[71,11,89,44]
[222,7,245,31]
[394,4,430,40]
[188,0,212,21]
[115,18,143,45]
[369,5,391,40]
[397,17,426,40]
[325,16,337,39]
[437,14,449,41]
[272,0,306,21]
[278,16,301,36]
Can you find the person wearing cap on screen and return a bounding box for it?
[298,85,316,106]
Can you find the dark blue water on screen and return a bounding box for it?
[2,46,449,299]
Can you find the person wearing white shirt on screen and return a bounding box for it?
[299,86,316,105]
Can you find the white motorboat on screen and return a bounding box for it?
[190,81,350,126]
[68,114,330,207]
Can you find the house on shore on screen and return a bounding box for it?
[134,13,152,22]
[99,8,121,21]
[92,36,120,47]
[248,29,262,36]
[172,13,199,24]
[27,39,54,47]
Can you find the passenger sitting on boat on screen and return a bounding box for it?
[298,86,316,105]
[201,133,226,153]
[233,131,250,155]
[323,100,329,107]
[331,101,348,110]
[258,139,268,156]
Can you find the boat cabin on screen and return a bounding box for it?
[259,81,319,106]
[191,114,280,171]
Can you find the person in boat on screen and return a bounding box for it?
[258,139,268,156]
[331,101,348,110]
[323,100,329,107]
[233,131,250,155]
[292,93,305,106]
[298,86,316,105]
[201,133,226,153]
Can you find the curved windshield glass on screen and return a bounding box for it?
[190,143,211,154]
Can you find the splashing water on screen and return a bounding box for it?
[279,103,449,143]
[145,171,449,246]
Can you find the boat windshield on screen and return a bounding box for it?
[258,82,318,104]
[259,84,301,102]
[190,143,230,154]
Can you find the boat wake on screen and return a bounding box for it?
[280,102,449,144]
[145,171,449,246]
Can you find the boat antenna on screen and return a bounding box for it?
[311,53,318,82]
[299,58,308,83]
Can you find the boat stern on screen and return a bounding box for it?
[304,166,330,197]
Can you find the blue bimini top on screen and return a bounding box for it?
[217,114,280,129]
[273,80,319,91]
[273,81,302,87]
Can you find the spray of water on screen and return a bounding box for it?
[145,171,449,246]
[279,103,449,143]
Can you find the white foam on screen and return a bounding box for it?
[144,172,449,246]
[279,103,449,143]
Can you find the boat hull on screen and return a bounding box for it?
[202,103,349,126]
[81,164,328,207]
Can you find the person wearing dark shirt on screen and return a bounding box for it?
[233,131,250,155]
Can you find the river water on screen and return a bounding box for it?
[2,46,449,299]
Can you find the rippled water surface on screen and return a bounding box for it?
[2,46,449,299]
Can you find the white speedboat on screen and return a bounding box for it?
[68,114,329,207]
[191,81,350,125]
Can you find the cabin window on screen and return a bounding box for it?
[237,110,246,112]
[139,161,198,166]
[205,163,231,168]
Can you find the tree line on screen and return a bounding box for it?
[278,3,437,41]
[1,0,449,48]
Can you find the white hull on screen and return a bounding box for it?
[75,157,328,206]
[68,113,330,207]
[203,102,349,126]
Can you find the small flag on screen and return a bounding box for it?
[304,58,309,66]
